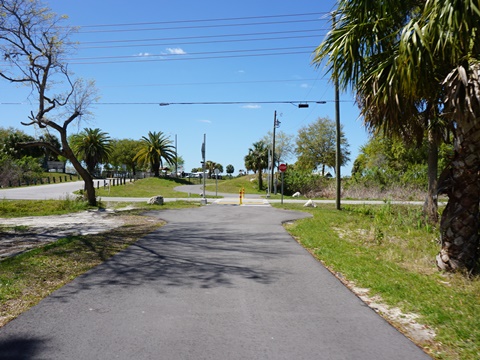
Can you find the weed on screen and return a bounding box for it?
[276,203,479,359]
[0,198,91,218]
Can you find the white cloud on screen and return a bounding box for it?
[166,48,187,55]
[300,83,309,88]
[135,52,152,57]
[198,119,212,124]
[238,70,246,73]
[242,104,261,109]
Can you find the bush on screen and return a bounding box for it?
[0,155,43,187]
[283,169,330,197]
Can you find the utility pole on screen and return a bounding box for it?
[333,13,341,210]
[271,111,280,193]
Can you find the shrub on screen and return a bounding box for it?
[283,169,330,197]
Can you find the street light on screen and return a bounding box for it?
[270,111,281,196]
[269,102,319,195]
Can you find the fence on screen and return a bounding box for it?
[4,174,80,188]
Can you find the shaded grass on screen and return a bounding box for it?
[0,214,164,327]
[275,203,479,360]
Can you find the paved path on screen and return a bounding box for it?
[0,205,430,359]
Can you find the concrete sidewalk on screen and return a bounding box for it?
[0,205,430,359]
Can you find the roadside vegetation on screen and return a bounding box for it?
[0,198,91,218]
[207,174,265,195]
[275,203,479,360]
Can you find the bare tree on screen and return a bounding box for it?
[0,0,99,205]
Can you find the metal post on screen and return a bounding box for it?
[267,149,271,198]
[202,133,206,201]
[281,171,284,204]
[271,111,277,193]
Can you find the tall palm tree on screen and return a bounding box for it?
[134,131,175,177]
[244,141,268,190]
[314,0,480,272]
[406,0,480,272]
[70,128,112,177]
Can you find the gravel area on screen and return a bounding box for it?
[0,210,125,260]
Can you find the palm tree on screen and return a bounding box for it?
[244,141,268,190]
[70,128,112,177]
[134,131,175,177]
[408,1,480,272]
[313,0,480,272]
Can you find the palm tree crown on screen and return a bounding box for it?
[244,141,269,190]
[134,131,175,177]
[70,128,112,177]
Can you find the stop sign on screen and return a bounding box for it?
[279,163,287,172]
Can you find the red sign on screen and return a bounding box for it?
[279,163,287,172]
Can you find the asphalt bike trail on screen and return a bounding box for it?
[0,205,431,359]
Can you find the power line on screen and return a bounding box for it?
[101,78,325,88]
[76,18,323,34]
[75,28,325,46]
[0,100,355,106]
[68,50,313,65]
[94,100,328,106]
[76,12,328,29]
[79,33,324,50]
[69,45,315,62]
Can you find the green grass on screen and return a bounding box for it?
[95,177,202,198]
[207,174,278,196]
[0,198,91,218]
[274,203,479,360]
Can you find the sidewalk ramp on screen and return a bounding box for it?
[213,198,270,206]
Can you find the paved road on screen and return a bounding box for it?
[0,205,430,359]
[0,181,84,200]
[0,182,429,206]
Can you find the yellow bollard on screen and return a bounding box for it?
[239,188,243,205]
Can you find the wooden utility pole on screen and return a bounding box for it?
[333,13,341,210]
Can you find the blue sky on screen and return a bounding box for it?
[0,0,369,175]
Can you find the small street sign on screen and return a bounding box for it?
[279,163,287,172]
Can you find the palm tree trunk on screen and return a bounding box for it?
[152,161,160,177]
[258,167,263,190]
[436,120,480,272]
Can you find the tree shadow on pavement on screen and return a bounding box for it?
[46,220,293,302]
[0,336,50,360]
